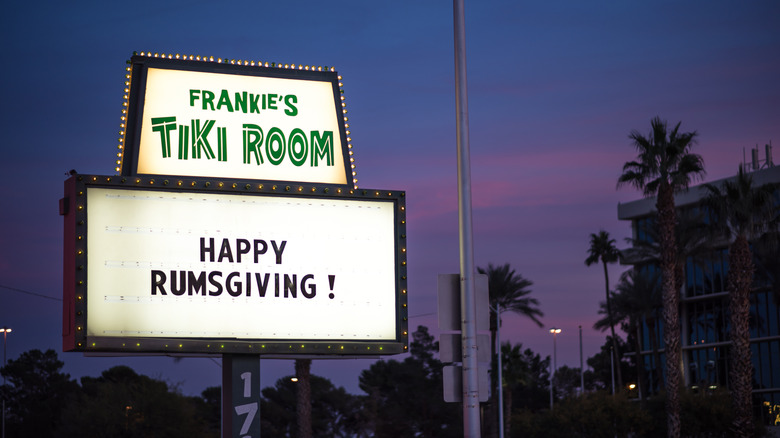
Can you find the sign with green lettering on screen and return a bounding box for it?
[119,54,354,186]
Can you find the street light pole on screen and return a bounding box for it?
[452,0,480,435]
[579,325,584,396]
[1,326,11,438]
[549,328,561,410]
[493,304,504,438]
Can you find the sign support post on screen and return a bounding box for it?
[222,355,261,438]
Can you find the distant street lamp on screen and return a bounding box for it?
[549,328,561,410]
[1,326,11,438]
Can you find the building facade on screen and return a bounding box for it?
[617,164,780,426]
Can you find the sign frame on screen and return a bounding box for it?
[61,173,408,356]
[118,53,355,187]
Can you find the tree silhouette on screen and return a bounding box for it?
[597,268,662,397]
[477,263,542,437]
[618,116,704,438]
[585,230,622,389]
[703,167,779,438]
[0,349,78,437]
[358,326,461,437]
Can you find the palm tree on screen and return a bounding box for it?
[585,230,623,389]
[477,263,542,438]
[498,342,527,438]
[478,263,543,361]
[617,116,704,438]
[703,167,779,438]
[596,268,662,399]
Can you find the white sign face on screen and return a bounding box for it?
[86,187,397,341]
[135,67,348,184]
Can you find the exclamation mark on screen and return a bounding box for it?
[328,275,336,299]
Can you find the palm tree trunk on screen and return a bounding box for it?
[727,235,754,438]
[657,184,682,438]
[603,261,623,389]
[295,358,313,438]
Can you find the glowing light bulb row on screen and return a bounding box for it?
[336,75,358,189]
[115,66,133,173]
[133,51,337,72]
[76,339,390,353]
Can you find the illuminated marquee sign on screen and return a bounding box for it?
[118,53,355,186]
[62,174,408,355]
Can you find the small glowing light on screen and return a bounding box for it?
[291,377,299,382]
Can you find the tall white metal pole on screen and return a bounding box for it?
[452,0,481,436]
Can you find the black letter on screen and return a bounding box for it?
[272,240,287,264]
[226,272,242,297]
[151,270,167,295]
[255,273,270,297]
[188,271,207,295]
[284,274,297,298]
[254,240,268,263]
[218,239,234,263]
[236,239,250,263]
[171,270,186,296]
[208,271,223,296]
[301,274,316,298]
[200,237,215,262]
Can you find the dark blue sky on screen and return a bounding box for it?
[1,1,778,396]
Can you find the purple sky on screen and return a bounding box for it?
[1,1,778,396]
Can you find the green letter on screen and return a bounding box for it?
[178,124,190,159]
[191,119,216,159]
[189,89,200,107]
[288,128,308,166]
[266,127,286,165]
[310,131,334,166]
[217,89,234,112]
[217,126,227,162]
[249,93,261,114]
[284,95,298,116]
[151,116,177,158]
[243,124,264,165]
[235,91,248,113]
[202,90,215,110]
